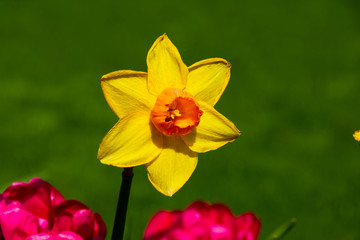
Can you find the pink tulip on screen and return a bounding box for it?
[0,178,106,240]
[144,201,260,240]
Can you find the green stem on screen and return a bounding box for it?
[111,167,134,240]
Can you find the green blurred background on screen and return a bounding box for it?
[1,0,359,239]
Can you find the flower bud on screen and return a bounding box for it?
[144,201,260,240]
[0,178,106,240]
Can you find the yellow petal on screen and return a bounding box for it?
[101,70,156,119]
[182,101,240,153]
[145,136,197,196]
[98,112,163,167]
[147,34,188,95]
[186,58,231,106]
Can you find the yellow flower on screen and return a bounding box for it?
[354,130,360,142]
[98,34,240,196]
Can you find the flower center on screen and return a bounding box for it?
[151,88,203,136]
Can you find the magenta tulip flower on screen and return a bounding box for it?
[144,201,260,240]
[0,178,106,240]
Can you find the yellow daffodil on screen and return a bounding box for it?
[354,130,360,142]
[98,34,240,196]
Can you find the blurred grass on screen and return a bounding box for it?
[1,0,360,239]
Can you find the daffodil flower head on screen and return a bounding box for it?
[354,130,360,142]
[98,34,240,196]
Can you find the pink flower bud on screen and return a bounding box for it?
[2,178,65,224]
[144,201,260,240]
[0,178,106,240]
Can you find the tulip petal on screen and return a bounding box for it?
[143,210,181,240]
[25,233,52,240]
[181,208,202,229]
[236,213,261,240]
[145,136,197,196]
[52,200,89,234]
[2,178,65,224]
[0,208,39,240]
[147,34,188,95]
[186,58,231,106]
[93,213,107,240]
[186,201,235,229]
[52,200,106,240]
[101,70,156,119]
[98,112,163,167]
[57,232,83,240]
[168,229,192,240]
[27,232,83,240]
[210,225,233,240]
[72,209,94,240]
[182,101,240,153]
